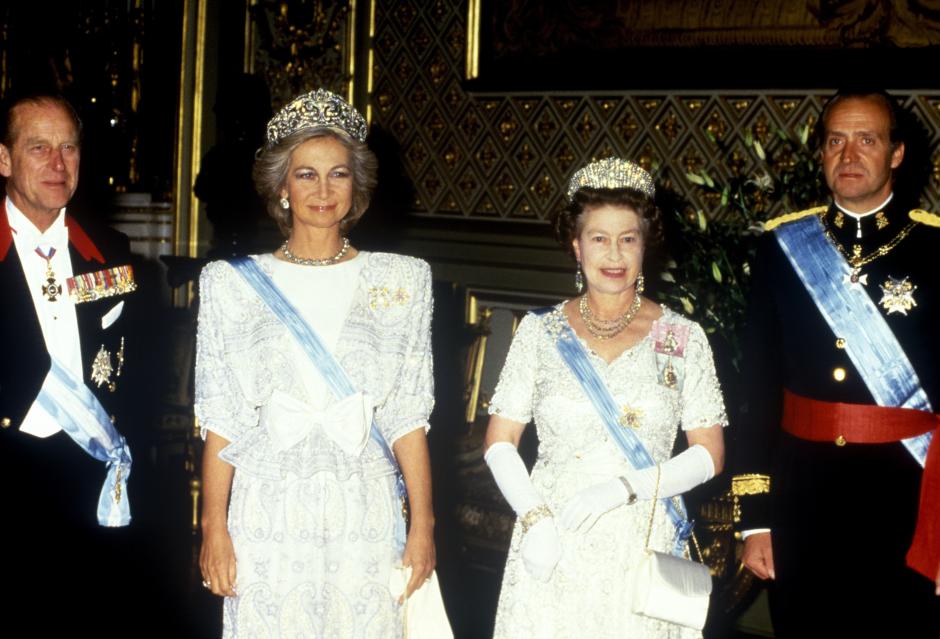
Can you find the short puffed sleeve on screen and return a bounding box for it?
[373,258,435,445]
[679,321,728,431]
[194,262,260,442]
[487,312,543,425]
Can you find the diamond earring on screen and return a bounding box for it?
[575,265,584,293]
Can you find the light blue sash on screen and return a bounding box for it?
[533,308,693,555]
[774,214,933,464]
[228,256,408,551]
[36,358,132,526]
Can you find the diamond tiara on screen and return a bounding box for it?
[566,158,655,200]
[265,88,368,146]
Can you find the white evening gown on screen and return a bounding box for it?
[195,252,434,638]
[489,304,726,639]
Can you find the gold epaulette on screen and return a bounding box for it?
[731,474,771,496]
[763,205,828,231]
[909,209,940,228]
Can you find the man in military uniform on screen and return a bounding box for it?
[734,89,940,636]
[0,93,144,629]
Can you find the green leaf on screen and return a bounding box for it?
[711,261,723,283]
[799,124,810,146]
[697,210,708,232]
[702,172,715,188]
[660,271,676,283]
[680,296,695,314]
[720,186,730,206]
[754,140,766,160]
[686,172,705,185]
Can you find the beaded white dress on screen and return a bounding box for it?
[195,252,434,639]
[489,303,726,639]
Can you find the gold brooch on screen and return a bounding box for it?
[879,276,917,316]
[368,286,410,310]
[619,405,644,429]
[833,211,844,228]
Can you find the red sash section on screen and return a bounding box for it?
[781,389,940,581]
[781,389,937,443]
[908,435,940,582]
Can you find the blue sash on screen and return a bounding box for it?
[774,215,933,464]
[228,256,408,551]
[36,358,132,526]
[532,307,693,555]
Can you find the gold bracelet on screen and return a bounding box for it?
[520,504,553,534]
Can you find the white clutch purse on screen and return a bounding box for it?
[388,566,453,639]
[630,466,713,631]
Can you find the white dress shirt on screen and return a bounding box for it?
[6,197,83,437]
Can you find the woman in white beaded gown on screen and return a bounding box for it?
[195,89,437,638]
[484,158,727,638]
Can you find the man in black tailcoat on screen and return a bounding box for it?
[0,93,147,631]
[732,89,940,637]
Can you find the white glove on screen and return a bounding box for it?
[520,517,562,582]
[484,441,542,516]
[559,477,631,533]
[485,441,561,580]
[560,445,715,534]
[623,444,716,500]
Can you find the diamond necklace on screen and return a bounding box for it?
[280,237,351,266]
[579,293,642,340]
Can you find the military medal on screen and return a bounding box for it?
[66,264,137,304]
[35,246,62,301]
[822,215,917,290]
[91,345,114,389]
[879,276,917,315]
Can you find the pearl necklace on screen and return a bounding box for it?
[579,293,642,340]
[280,237,350,266]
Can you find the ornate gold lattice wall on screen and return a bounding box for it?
[370,0,940,220]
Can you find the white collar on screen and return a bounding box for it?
[5,197,67,245]
[833,193,893,219]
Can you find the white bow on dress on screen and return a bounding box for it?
[262,388,374,455]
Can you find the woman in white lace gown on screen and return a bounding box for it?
[195,89,437,638]
[484,159,727,639]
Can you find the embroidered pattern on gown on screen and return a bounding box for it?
[489,304,726,639]
[195,252,434,638]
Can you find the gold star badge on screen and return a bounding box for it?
[879,276,917,316]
